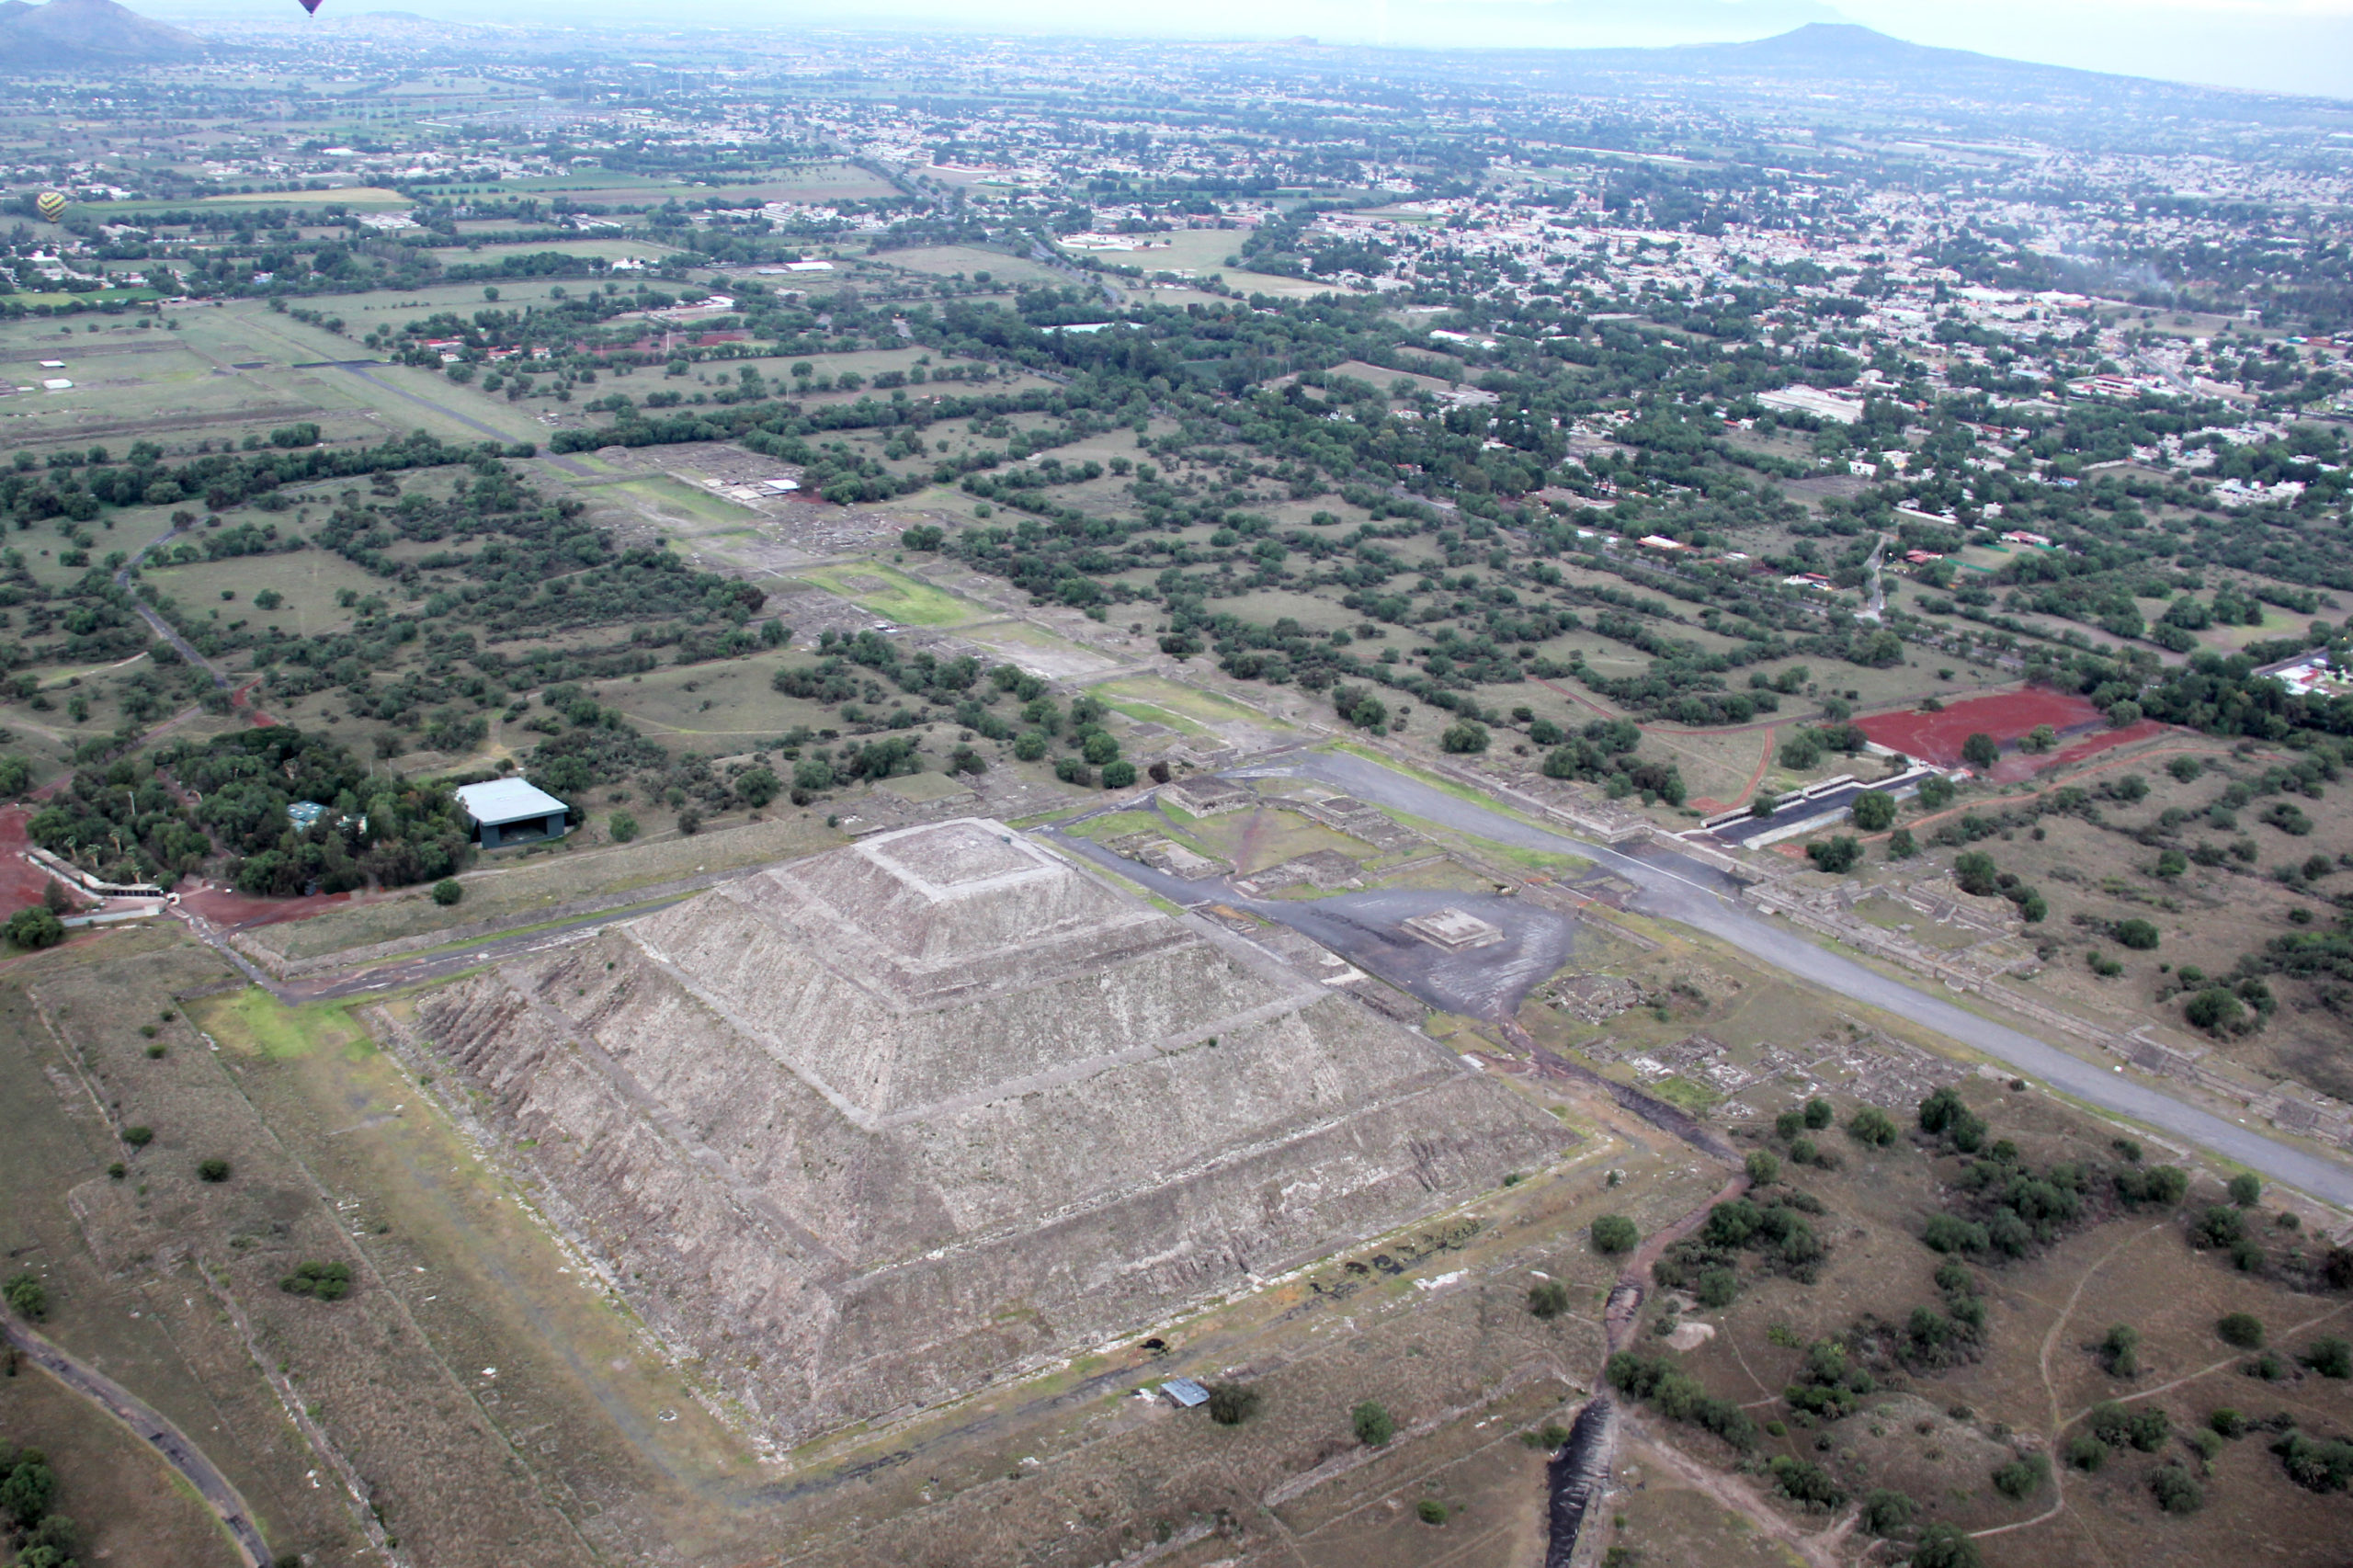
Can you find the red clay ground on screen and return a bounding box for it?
[1857,687,2103,767]
[0,807,57,914]
[1985,716,2167,782]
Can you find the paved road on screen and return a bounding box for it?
[3,1316,273,1567]
[1277,748,2353,1210]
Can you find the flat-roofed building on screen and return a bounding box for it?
[453,778,572,849]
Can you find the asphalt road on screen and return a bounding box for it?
[1278,748,2353,1210]
[3,1316,273,1567]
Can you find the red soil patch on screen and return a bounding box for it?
[1857,688,2104,767]
[1986,717,2168,782]
[176,882,369,928]
[0,807,59,913]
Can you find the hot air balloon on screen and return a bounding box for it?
[298,0,323,12]
[36,191,66,222]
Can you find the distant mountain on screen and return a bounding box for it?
[0,0,207,65]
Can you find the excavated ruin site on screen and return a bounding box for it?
[414,819,1571,1443]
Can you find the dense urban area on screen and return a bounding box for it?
[0,9,2350,1568]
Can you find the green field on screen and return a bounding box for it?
[796,561,983,626]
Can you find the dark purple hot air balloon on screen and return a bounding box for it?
[298,0,323,13]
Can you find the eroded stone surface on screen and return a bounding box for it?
[417,818,1571,1442]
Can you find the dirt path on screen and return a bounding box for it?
[2,1315,274,1567]
[1971,1221,2165,1541]
[1618,1415,1849,1568]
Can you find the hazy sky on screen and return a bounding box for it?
[138,0,2353,98]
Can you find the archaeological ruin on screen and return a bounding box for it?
[413,819,1571,1442]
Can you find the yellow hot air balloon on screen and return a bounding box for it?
[36,191,66,222]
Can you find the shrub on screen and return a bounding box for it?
[2063,1433,2109,1471]
[1991,1454,2048,1500]
[280,1261,354,1301]
[196,1158,231,1183]
[2087,1402,2169,1451]
[120,1125,153,1148]
[2150,1462,2203,1514]
[1847,1108,1898,1146]
[1769,1454,1845,1508]
[2114,918,2159,950]
[2275,1430,2353,1492]
[608,811,639,843]
[1415,1498,1447,1525]
[2217,1312,2266,1349]
[1745,1150,1780,1185]
[676,807,703,835]
[1591,1215,1639,1256]
[1351,1400,1395,1446]
[430,878,463,907]
[4,906,65,949]
[2099,1324,2140,1378]
[1205,1382,1259,1426]
[734,767,780,808]
[1923,1214,1988,1255]
[1606,1350,1757,1449]
[1802,1097,1834,1130]
[2185,987,2245,1032]
[1439,721,1489,755]
[1528,1281,1572,1320]
[2228,1172,2262,1208]
[1807,835,1861,873]
[2302,1335,2353,1379]
[4,1271,49,1321]
[1908,1522,1984,1568]
[2209,1408,2249,1438]
[1859,1487,1914,1535]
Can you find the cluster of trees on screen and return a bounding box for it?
[0,1442,82,1568]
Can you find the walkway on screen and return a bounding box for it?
[2,1315,273,1567]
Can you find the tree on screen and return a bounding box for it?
[2149,1462,2202,1513]
[1439,720,1489,754]
[431,879,464,907]
[1807,835,1861,873]
[5,907,64,949]
[1351,1400,1395,1446]
[2302,1335,2353,1379]
[1205,1382,1259,1426]
[2228,1172,2262,1208]
[608,811,639,843]
[1908,1522,1983,1568]
[1101,759,1138,789]
[1859,1488,1914,1535]
[2186,988,2245,1033]
[196,1158,231,1183]
[2098,1324,2140,1377]
[2114,918,2159,950]
[735,767,780,807]
[4,1271,48,1321]
[1591,1215,1639,1255]
[1745,1150,1781,1185]
[2217,1312,2266,1349]
[1803,1097,1834,1130]
[1887,827,1917,858]
[1850,790,1895,831]
[1528,1280,1571,1319]
[1961,732,1999,769]
[1847,1108,1898,1146]
[2019,723,2057,754]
